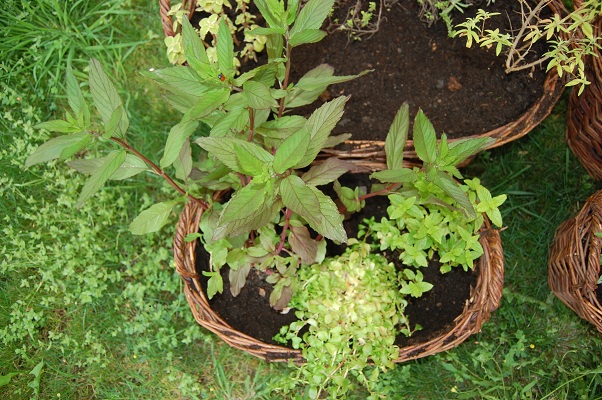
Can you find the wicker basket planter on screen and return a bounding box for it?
[549,190,602,333]
[174,199,505,363]
[159,0,566,170]
[566,2,602,180]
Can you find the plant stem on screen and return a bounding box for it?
[277,43,293,118]
[109,136,209,209]
[276,208,292,255]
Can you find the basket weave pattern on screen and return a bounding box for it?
[566,5,602,180]
[549,190,602,333]
[174,201,505,363]
[158,0,566,170]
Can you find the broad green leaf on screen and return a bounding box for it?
[295,96,349,168]
[102,105,129,139]
[289,29,327,47]
[89,58,128,138]
[174,138,193,181]
[301,158,353,186]
[413,109,438,164]
[432,170,475,218]
[65,65,88,122]
[213,184,281,239]
[385,103,410,170]
[247,27,286,36]
[371,168,418,184]
[182,88,230,122]
[254,0,285,29]
[256,115,307,141]
[142,66,211,98]
[323,133,352,148]
[280,175,346,242]
[27,360,44,400]
[129,200,178,235]
[217,18,234,78]
[446,137,494,166]
[234,143,265,176]
[33,119,82,133]
[181,16,209,66]
[76,150,127,208]
[160,120,199,168]
[242,80,278,109]
[289,0,334,38]
[210,107,249,138]
[294,66,371,91]
[273,128,310,174]
[25,132,90,167]
[68,154,147,180]
[203,271,224,299]
[196,137,273,174]
[233,63,278,87]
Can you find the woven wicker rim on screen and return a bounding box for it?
[159,0,567,170]
[565,4,602,180]
[549,190,602,333]
[174,200,505,363]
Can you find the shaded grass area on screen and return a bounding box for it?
[2,0,602,398]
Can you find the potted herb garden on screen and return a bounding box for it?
[160,0,583,168]
[27,0,505,397]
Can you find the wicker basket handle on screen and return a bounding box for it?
[160,0,197,37]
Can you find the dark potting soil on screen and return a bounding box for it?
[288,0,551,140]
[195,174,477,348]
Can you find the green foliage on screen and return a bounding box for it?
[274,241,417,399]
[26,0,370,310]
[453,0,602,94]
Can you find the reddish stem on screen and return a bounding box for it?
[109,136,209,210]
[276,208,292,255]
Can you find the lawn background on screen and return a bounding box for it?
[2,0,602,398]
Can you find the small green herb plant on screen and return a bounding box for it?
[273,104,506,398]
[453,0,602,94]
[25,0,371,309]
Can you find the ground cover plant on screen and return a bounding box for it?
[2,0,602,399]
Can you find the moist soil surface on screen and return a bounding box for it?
[288,0,550,140]
[196,174,478,348]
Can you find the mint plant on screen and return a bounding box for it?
[272,104,506,398]
[25,0,371,309]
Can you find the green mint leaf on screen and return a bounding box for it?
[256,115,307,142]
[174,138,193,181]
[446,137,495,166]
[294,66,371,92]
[234,143,265,176]
[217,18,234,78]
[182,88,231,122]
[25,132,90,167]
[323,133,352,148]
[289,29,327,47]
[102,105,129,139]
[385,103,409,170]
[203,271,224,299]
[413,109,438,164]
[295,96,349,168]
[76,150,126,208]
[181,16,209,65]
[34,119,81,133]
[301,158,353,186]
[68,154,147,180]
[210,107,249,138]
[254,0,285,29]
[242,80,278,110]
[273,128,311,174]
[129,200,178,235]
[370,168,417,184]
[289,0,334,38]
[65,65,89,123]
[160,120,199,169]
[142,66,211,98]
[432,171,475,218]
[89,58,128,139]
[196,137,273,174]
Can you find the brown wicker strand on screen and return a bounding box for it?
[160,0,197,37]
[549,190,602,332]
[173,200,504,363]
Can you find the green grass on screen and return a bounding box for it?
[2,0,602,398]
